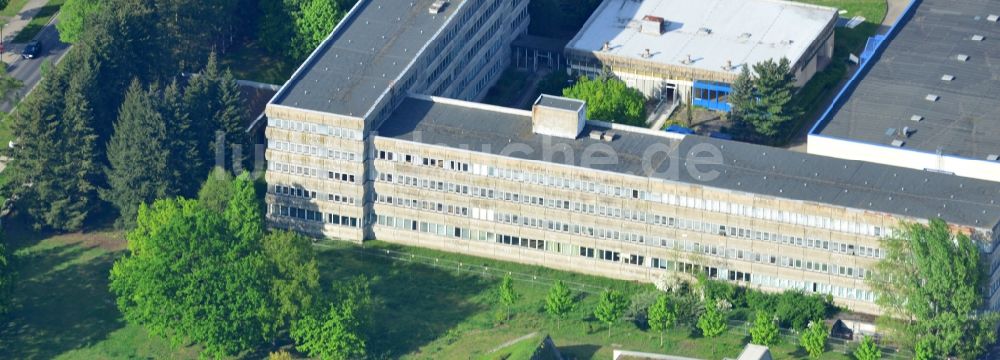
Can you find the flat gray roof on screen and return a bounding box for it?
[379,97,1000,228]
[535,95,584,112]
[566,0,837,75]
[816,0,1000,160]
[272,0,464,116]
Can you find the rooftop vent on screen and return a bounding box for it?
[956,54,970,61]
[911,115,923,122]
[722,60,734,71]
[531,95,587,139]
[972,35,985,41]
[925,94,940,102]
[738,32,752,41]
[589,130,604,140]
[641,48,652,58]
[602,41,611,52]
[696,27,712,36]
[941,74,955,81]
[428,0,447,14]
[891,139,905,147]
[988,154,1000,161]
[901,126,913,137]
[640,15,665,36]
[988,14,999,22]
[681,54,693,64]
[601,131,616,142]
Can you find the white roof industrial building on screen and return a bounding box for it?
[566,0,838,83]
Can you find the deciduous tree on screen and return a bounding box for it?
[697,299,728,338]
[109,172,276,357]
[854,335,881,360]
[800,320,827,359]
[594,289,630,338]
[497,274,519,322]
[265,230,321,334]
[867,219,999,359]
[562,76,646,126]
[544,280,574,326]
[291,276,371,360]
[647,294,675,347]
[749,310,778,346]
[56,0,104,43]
[294,0,343,59]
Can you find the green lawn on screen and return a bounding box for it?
[12,0,65,43]
[0,217,200,359]
[1,219,881,359]
[0,0,31,18]
[318,240,862,360]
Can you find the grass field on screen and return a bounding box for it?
[1,216,873,359]
[318,240,863,360]
[0,217,200,359]
[12,0,65,43]
[0,0,30,18]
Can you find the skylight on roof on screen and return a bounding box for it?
[941,74,955,81]
[911,115,923,122]
[925,94,940,102]
[972,35,985,41]
[956,54,970,61]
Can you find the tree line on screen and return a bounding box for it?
[110,170,370,358]
[60,0,356,64]
[3,0,252,231]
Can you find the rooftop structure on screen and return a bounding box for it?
[379,96,1000,228]
[809,0,1000,182]
[272,0,466,117]
[566,0,838,84]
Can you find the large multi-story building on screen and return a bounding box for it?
[564,0,837,111]
[263,0,1000,315]
[809,0,1000,182]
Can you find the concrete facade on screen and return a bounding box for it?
[262,0,1000,317]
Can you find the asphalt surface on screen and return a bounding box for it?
[1,18,70,112]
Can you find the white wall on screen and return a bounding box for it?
[808,135,1000,183]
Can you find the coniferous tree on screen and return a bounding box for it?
[4,58,100,231]
[102,80,173,228]
[729,58,796,139]
[216,69,249,171]
[184,53,223,173]
[162,79,203,197]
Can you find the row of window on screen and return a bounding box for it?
[270,140,359,162]
[376,194,469,217]
[486,209,868,281]
[373,212,875,303]
[271,184,356,205]
[377,171,884,260]
[373,151,892,238]
[268,118,362,141]
[271,204,359,228]
[270,161,358,184]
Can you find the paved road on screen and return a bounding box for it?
[1,18,70,112]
